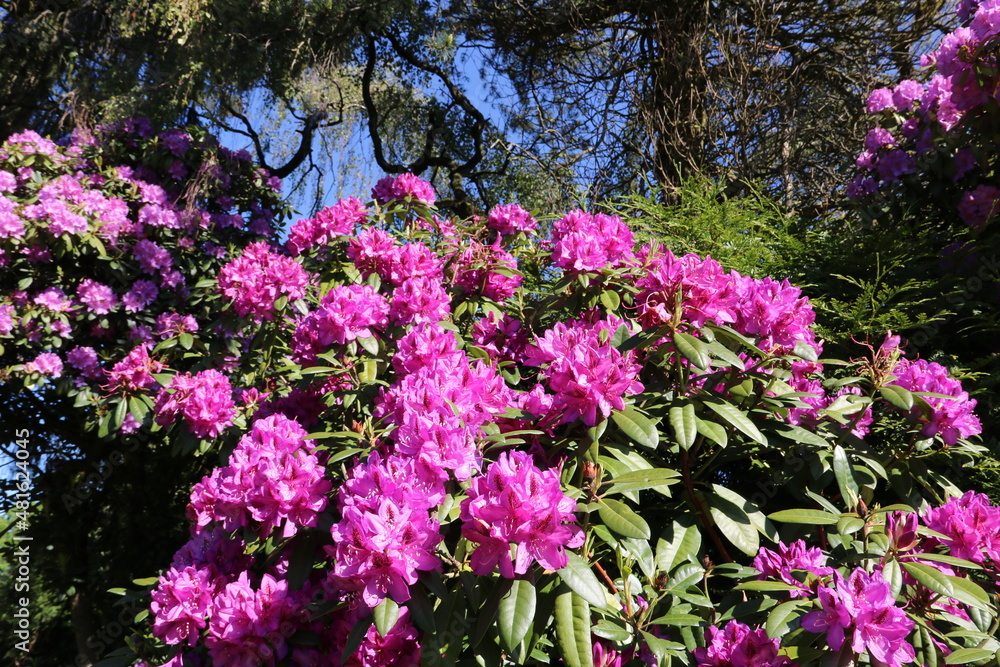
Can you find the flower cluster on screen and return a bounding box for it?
[460,451,584,577]
[693,621,791,667]
[922,490,1000,563]
[285,197,368,255]
[887,358,981,445]
[550,210,634,273]
[371,172,436,206]
[291,284,389,364]
[187,415,330,538]
[218,241,310,322]
[802,569,915,667]
[154,369,237,438]
[525,316,644,426]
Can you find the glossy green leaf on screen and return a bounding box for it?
[705,400,766,445]
[766,599,810,639]
[554,588,594,667]
[674,331,710,370]
[696,418,728,447]
[611,406,659,449]
[880,384,914,411]
[656,520,702,573]
[705,492,758,556]
[600,290,620,311]
[711,484,777,541]
[357,335,379,356]
[499,578,536,653]
[902,563,992,611]
[883,559,902,599]
[670,404,697,449]
[648,612,706,627]
[374,597,400,637]
[832,445,859,509]
[768,509,840,525]
[598,498,651,539]
[944,648,997,665]
[603,468,680,495]
[557,551,608,609]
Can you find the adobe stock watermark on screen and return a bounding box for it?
[11,428,33,654]
[61,427,150,514]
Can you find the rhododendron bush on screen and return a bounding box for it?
[3,114,1000,667]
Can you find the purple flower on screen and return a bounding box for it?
[460,451,584,577]
[693,621,792,667]
[371,173,436,206]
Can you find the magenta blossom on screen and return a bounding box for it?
[460,451,584,578]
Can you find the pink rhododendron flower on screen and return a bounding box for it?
[286,197,368,255]
[487,203,538,235]
[25,352,63,377]
[550,210,634,272]
[187,415,330,537]
[292,284,389,363]
[802,569,914,667]
[122,279,159,313]
[921,491,1000,564]
[77,278,118,315]
[154,369,237,438]
[150,565,216,647]
[460,450,583,578]
[328,453,444,607]
[218,241,310,321]
[525,316,643,426]
[753,540,833,597]
[105,345,163,394]
[694,621,792,667]
[371,172,436,206]
[887,358,981,444]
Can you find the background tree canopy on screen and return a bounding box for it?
[0,0,954,213]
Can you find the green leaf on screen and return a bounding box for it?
[357,336,379,356]
[554,588,594,667]
[880,385,914,411]
[832,445,859,509]
[648,612,706,627]
[674,331,710,370]
[611,406,659,449]
[670,404,697,450]
[704,400,766,445]
[405,586,437,634]
[944,648,997,665]
[695,418,728,447]
[768,509,840,525]
[883,558,903,599]
[598,498,651,539]
[772,424,829,446]
[557,551,608,610]
[711,484,777,541]
[178,332,194,350]
[766,599,810,638]
[656,520,702,573]
[113,398,128,431]
[600,290,620,311]
[736,581,804,592]
[705,340,745,370]
[132,577,159,586]
[603,468,680,495]
[705,492,758,556]
[901,563,992,611]
[499,579,536,653]
[374,597,399,637]
[127,395,148,423]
